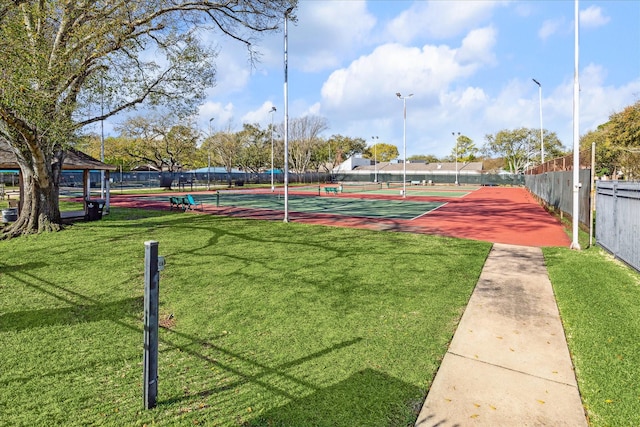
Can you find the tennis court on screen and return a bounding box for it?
[106,185,571,247]
[295,182,477,198]
[150,189,446,220]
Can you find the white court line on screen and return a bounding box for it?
[410,202,449,220]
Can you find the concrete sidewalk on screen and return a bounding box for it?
[415,243,588,426]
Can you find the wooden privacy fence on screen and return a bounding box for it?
[527,148,592,175]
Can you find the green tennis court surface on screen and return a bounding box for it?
[294,183,477,198]
[159,192,445,220]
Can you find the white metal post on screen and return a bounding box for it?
[453,132,460,185]
[532,78,545,165]
[372,136,378,183]
[396,93,413,198]
[207,118,214,191]
[571,0,581,250]
[270,106,276,192]
[283,7,293,222]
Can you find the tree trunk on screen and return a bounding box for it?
[1,149,63,239]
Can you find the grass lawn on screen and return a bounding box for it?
[544,246,640,426]
[0,208,490,426]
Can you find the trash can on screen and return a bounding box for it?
[85,199,105,221]
[1,208,18,222]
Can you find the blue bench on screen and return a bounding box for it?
[325,187,339,195]
[183,194,204,211]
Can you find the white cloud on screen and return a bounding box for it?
[579,64,640,133]
[456,26,497,65]
[288,1,376,72]
[197,101,235,130]
[241,101,278,125]
[321,41,483,113]
[385,0,507,42]
[538,18,564,40]
[580,6,611,29]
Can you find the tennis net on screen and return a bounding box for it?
[339,182,383,193]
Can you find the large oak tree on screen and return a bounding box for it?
[0,0,296,238]
[484,127,564,174]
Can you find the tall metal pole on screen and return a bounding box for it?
[532,78,545,165]
[452,132,460,185]
[396,93,413,198]
[100,74,105,200]
[207,118,214,191]
[270,106,277,192]
[283,7,293,222]
[571,0,581,250]
[372,136,378,183]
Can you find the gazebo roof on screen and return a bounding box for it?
[0,141,116,171]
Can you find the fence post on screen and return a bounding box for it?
[143,241,160,410]
[612,182,619,257]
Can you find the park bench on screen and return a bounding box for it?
[169,196,183,210]
[183,194,204,211]
[325,187,339,195]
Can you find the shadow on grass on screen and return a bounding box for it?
[0,296,143,332]
[4,265,389,422]
[160,329,364,405]
[246,368,423,427]
[0,264,143,332]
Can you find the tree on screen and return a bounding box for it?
[408,154,440,163]
[607,100,640,179]
[237,123,270,175]
[115,115,200,174]
[320,135,367,172]
[484,127,564,173]
[449,135,478,163]
[286,116,328,174]
[580,127,616,177]
[0,0,296,238]
[80,135,138,171]
[363,143,398,162]
[208,129,246,186]
[581,100,640,179]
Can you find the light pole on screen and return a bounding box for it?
[269,106,277,192]
[452,132,460,185]
[371,136,379,182]
[396,92,413,197]
[283,6,294,222]
[207,117,214,190]
[532,78,545,165]
[570,0,580,250]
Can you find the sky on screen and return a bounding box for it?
[134,1,640,159]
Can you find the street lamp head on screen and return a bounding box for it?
[209,117,214,123]
[396,92,401,98]
[270,106,277,112]
[532,78,541,87]
[408,93,414,98]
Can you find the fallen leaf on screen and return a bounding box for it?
[537,400,545,405]
[470,414,479,419]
